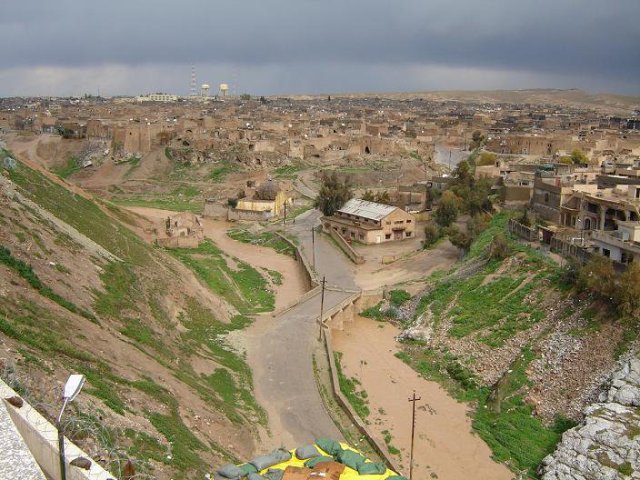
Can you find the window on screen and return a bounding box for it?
[544,193,549,203]
[407,219,412,223]
[406,231,412,237]
[385,234,391,240]
[603,248,611,258]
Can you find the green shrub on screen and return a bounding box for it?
[389,290,411,307]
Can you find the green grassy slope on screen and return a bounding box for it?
[1,151,262,478]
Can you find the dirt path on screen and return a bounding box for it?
[332,316,514,480]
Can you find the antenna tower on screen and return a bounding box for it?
[190,65,197,97]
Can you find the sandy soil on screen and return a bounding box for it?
[352,231,459,290]
[124,207,307,312]
[332,316,514,480]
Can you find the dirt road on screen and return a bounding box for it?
[332,316,514,480]
[245,290,349,450]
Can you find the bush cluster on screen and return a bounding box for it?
[571,256,640,319]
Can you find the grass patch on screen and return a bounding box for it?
[75,363,128,414]
[209,163,234,182]
[124,427,168,464]
[273,164,306,179]
[381,429,401,456]
[178,300,266,426]
[172,184,200,198]
[360,302,384,321]
[334,352,370,421]
[227,229,296,257]
[93,261,138,317]
[52,157,81,178]
[7,157,151,265]
[0,245,96,321]
[169,240,275,313]
[112,197,204,214]
[388,289,410,307]
[398,345,571,478]
[396,212,582,477]
[149,411,207,473]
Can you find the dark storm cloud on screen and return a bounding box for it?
[1,0,638,95]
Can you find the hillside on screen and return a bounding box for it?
[304,89,640,115]
[0,149,267,479]
[393,214,638,478]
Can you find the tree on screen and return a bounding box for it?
[361,189,375,202]
[446,225,473,254]
[423,223,441,248]
[434,190,460,228]
[467,213,489,239]
[470,130,486,149]
[578,256,616,299]
[570,149,588,165]
[453,160,473,187]
[314,172,353,216]
[519,209,532,227]
[615,262,640,318]
[466,177,494,215]
[374,190,391,205]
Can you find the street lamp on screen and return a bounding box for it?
[57,374,86,480]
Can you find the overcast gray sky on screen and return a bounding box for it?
[1,0,638,97]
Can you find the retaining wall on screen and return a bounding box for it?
[508,218,538,242]
[274,231,317,290]
[0,379,116,480]
[326,229,365,265]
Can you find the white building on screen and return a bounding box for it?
[136,93,178,102]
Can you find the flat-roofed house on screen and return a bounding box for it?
[322,198,415,244]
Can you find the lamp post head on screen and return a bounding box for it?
[63,374,85,402]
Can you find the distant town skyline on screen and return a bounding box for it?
[1,0,639,97]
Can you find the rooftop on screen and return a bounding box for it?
[337,199,397,221]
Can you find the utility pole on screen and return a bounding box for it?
[318,276,326,341]
[448,149,452,171]
[408,390,421,480]
[311,227,316,268]
[283,202,287,227]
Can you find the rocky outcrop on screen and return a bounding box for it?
[541,356,640,480]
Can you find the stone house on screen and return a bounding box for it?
[228,179,292,221]
[322,198,416,244]
[154,212,204,248]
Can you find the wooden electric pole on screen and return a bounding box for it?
[318,276,326,340]
[408,390,421,480]
[283,201,287,226]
